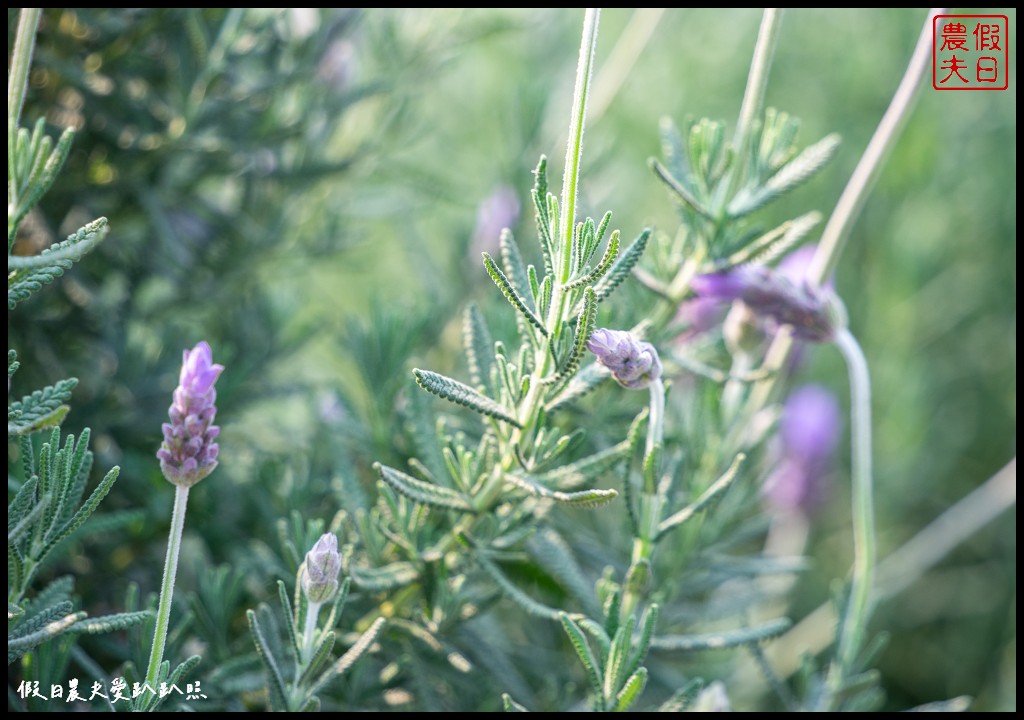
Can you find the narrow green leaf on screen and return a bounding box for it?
[566,230,620,290]
[625,603,659,681]
[476,554,565,621]
[37,466,119,567]
[8,378,77,435]
[483,253,548,336]
[727,133,841,218]
[301,697,322,712]
[612,667,648,712]
[8,217,109,271]
[68,610,152,634]
[311,616,386,694]
[593,229,652,302]
[7,476,40,540]
[719,211,821,269]
[505,473,617,508]
[657,454,745,539]
[560,612,605,710]
[278,580,300,656]
[500,229,534,311]
[464,303,498,393]
[544,287,597,386]
[8,610,86,661]
[649,159,714,219]
[537,439,631,491]
[651,617,792,651]
[414,368,522,428]
[605,614,636,699]
[298,630,337,686]
[247,608,289,712]
[544,362,611,412]
[375,463,473,512]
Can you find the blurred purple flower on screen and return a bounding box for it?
[691,258,841,342]
[764,384,841,514]
[674,295,728,342]
[157,341,223,487]
[587,328,662,390]
[470,186,521,259]
[302,532,342,604]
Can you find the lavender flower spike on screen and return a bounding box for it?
[157,341,224,487]
[692,263,845,342]
[587,328,662,390]
[302,532,342,604]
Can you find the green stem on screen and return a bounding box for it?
[8,7,41,223]
[144,484,190,689]
[644,378,665,469]
[301,600,321,666]
[722,8,784,207]
[825,327,875,708]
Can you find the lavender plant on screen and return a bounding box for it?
[8,5,149,693]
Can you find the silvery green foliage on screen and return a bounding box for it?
[7,9,146,678]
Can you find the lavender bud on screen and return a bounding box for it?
[586,328,662,390]
[302,532,342,605]
[764,385,842,515]
[157,341,224,487]
[692,263,843,342]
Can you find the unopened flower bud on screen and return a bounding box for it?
[586,328,662,390]
[302,532,342,605]
[157,341,223,487]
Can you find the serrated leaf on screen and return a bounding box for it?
[593,229,652,302]
[505,473,617,508]
[649,159,714,219]
[566,230,619,290]
[298,630,337,687]
[7,477,41,542]
[36,466,119,569]
[727,133,840,217]
[612,667,648,712]
[310,616,385,694]
[349,561,419,591]
[544,287,597,387]
[605,615,636,699]
[8,217,109,271]
[560,612,605,710]
[8,378,77,435]
[476,554,565,621]
[537,439,631,491]
[651,617,792,651]
[375,463,473,512]
[8,609,86,663]
[500,229,534,311]
[414,368,522,428]
[464,303,498,394]
[625,603,659,681]
[718,211,821,270]
[483,253,548,336]
[69,610,152,634]
[657,454,745,539]
[247,608,289,711]
[527,528,601,618]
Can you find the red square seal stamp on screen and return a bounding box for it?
[933,14,1009,90]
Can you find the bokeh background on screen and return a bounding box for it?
[9,8,1015,711]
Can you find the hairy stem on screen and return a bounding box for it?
[824,327,875,708]
[145,484,190,689]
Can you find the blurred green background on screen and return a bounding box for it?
[10,8,1015,711]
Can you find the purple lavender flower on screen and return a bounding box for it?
[587,328,662,389]
[470,185,521,259]
[692,258,843,342]
[764,384,842,515]
[157,341,224,487]
[302,532,342,604]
